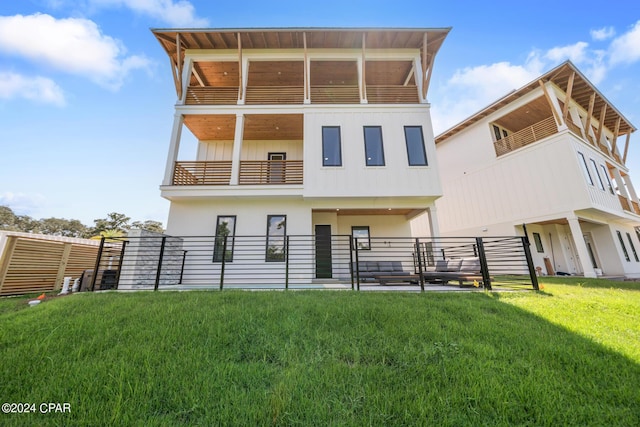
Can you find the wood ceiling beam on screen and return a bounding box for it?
[169,56,181,97]
[539,80,562,127]
[176,33,183,100]
[596,103,607,145]
[562,71,575,120]
[585,92,595,145]
[421,32,428,100]
[611,117,621,156]
[192,63,205,87]
[303,32,309,101]
[403,65,414,86]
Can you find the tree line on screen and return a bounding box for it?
[0,206,164,239]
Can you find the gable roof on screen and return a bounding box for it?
[436,61,636,144]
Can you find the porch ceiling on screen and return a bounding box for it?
[494,96,551,131]
[314,208,418,216]
[183,113,303,140]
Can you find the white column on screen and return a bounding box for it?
[229,113,245,185]
[162,113,184,185]
[612,168,631,199]
[427,205,440,238]
[238,57,249,105]
[567,216,597,278]
[622,174,639,203]
[357,56,367,104]
[545,83,568,131]
[413,56,426,103]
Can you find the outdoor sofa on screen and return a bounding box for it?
[421,257,485,286]
[352,260,415,284]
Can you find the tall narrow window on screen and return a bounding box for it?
[352,226,371,250]
[617,230,630,262]
[322,126,342,166]
[578,152,593,185]
[363,126,385,166]
[590,159,605,190]
[626,232,639,262]
[600,164,614,194]
[266,215,286,262]
[532,232,544,253]
[213,216,236,262]
[404,126,428,166]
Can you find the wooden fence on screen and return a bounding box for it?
[0,232,100,296]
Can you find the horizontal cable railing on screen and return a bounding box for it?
[366,85,419,104]
[88,235,538,292]
[239,160,303,185]
[493,116,558,156]
[245,86,304,104]
[185,86,238,105]
[172,161,232,185]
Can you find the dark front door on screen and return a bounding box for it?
[315,225,332,279]
[268,152,286,183]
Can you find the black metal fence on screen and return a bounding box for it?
[87,234,538,292]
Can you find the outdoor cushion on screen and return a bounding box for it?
[378,261,394,271]
[446,258,463,272]
[434,259,448,272]
[391,261,404,271]
[460,257,481,273]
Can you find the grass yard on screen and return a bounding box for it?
[0,278,639,426]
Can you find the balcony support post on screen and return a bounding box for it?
[230,113,245,185]
[163,113,184,185]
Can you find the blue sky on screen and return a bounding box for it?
[1,0,640,227]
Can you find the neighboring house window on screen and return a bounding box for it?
[532,232,544,253]
[363,126,385,166]
[404,126,428,166]
[578,152,593,185]
[352,226,371,250]
[322,126,342,166]
[626,232,639,262]
[213,216,236,262]
[600,164,614,194]
[491,124,509,141]
[617,230,630,262]
[266,215,286,262]
[590,159,605,191]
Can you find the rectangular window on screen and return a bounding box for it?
[404,126,428,166]
[363,126,385,166]
[532,232,544,253]
[213,216,236,262]
[590,159,605,190]
[266,215,286,262]
[600,164,614,194]
[626,232,639,262]
[578,152,593,185]
[322,126,342,166]
[352,226,371,250]
[617,230,630,262]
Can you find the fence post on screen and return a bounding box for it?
[348,236,355,290]
[354,238,361,291]
[475,237,492,291]
[219,235,227,290]
[178,250,187,284]
[521,236,539,290]
[415,238,425,292]
[154,236,167,291]
[90,237,105,291]
[285,235,290,290]
[113,239,127,290]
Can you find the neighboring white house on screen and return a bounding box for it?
[433,61,640,278]
[151,27,450,281]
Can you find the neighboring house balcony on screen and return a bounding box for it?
[172,160,303,186]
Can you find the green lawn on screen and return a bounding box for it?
[1,278,639,426]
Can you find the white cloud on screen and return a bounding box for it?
[0,13,150,90]
[0,72,66,106]
[609,20,640,65]
[591,26,616,41]
[89,0,208,26]
[545,41,589,63]
[0,192,47,216]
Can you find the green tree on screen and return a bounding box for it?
[130,220,165,234]
[91,212,131,236]
[0,205,17,230]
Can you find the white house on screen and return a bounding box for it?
[151,28,450,282]
[434,61,640,278]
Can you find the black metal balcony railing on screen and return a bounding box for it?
[172,160,303,186]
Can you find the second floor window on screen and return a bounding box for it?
[404,126,428,166]
[363,126,385,166]
[322,126,342,166]
[578,152,593,186]
[590,159,605,191]
[600,164,615,194]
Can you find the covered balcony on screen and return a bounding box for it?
[170,113,304,187]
